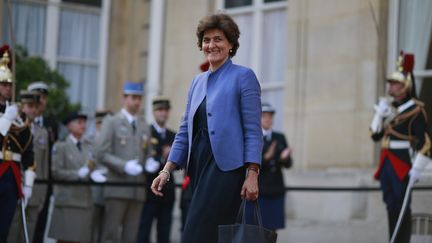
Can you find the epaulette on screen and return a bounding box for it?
[9,116,31,133]
[413,98,425,107]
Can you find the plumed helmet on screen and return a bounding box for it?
[387,51,414,92]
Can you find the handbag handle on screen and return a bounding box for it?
[236,199,264,226]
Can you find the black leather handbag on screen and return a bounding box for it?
[218,199,278,243]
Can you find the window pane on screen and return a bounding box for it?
[58,9,100,60]
[231,14,253,67]
[62,0,101,7]
[225,0,252,8]
[262,89,284,130]
[261,9,287,83]
[58,63,98,112]
[397,0,432,71]
[264,0,286,3]
[2,1,46,55]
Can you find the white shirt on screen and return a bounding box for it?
[152,122,166,134]
[68,134,81,145]
[35,116,44,127]
[121,108,137,124]
[262,128,272,141]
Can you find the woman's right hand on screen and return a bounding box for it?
[151,161,177,196]
[151,173,170,196]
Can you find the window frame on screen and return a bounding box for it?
[387,0,432,81]
[4,0,110,110]
[219,0,288,129]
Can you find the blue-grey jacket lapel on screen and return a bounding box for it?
[186,72,208,167]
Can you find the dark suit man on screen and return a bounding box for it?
[137,97,176,243]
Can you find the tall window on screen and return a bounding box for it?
[389,0,432,122]
[2,0,108,112]
[220,0,288,130]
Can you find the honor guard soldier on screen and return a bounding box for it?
[370,52,432,242]
[137,97,176,243]
[48,111,94,243]
[8,91,49,243]
[96,81,152,243]
[0,45,35,242]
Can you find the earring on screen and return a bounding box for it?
[229,49,233,53]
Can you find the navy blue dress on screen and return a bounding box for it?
[181,97,245,243]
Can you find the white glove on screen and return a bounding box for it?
[124,159,143,176]
[370,113,383,133]
[23,186,32,208]
[77,166,90,178]
[24,170,36,187]
[409,168,421,183]
[4,101,18,120]
[90,169,107,183]
[0,101,18,136]
[409,153,432,183]
[144,157,160,173]
[374,97,392,117]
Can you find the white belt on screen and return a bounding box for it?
[0,152,22,162]
[388,141,411,149]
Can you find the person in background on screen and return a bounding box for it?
[90,109,111,243]
[96,82,152,243]
[27,81,59,243]
[370,52,431,242]
[0,45,35,243]
[246,103,293,232]
[151,13,262,243]
[48,111,94,243]
[137,97,176,243]
[8,91,49,243]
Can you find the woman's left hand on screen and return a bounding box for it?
[241,170,259,201]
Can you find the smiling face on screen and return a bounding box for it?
[202,28,233,71]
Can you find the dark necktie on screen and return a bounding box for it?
[77,141,81,151]
[131,120,136,134]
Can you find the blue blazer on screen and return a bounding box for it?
[168,59,263,171]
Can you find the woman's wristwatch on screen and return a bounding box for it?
[247,165,260,175]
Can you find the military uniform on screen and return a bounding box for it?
[0,46,35,243]
[48,113,94,243]
[27,81,59,243]
[371,52,431,242]
[8,92,49,243]
[96,82,151,243]
[137,122,176,243]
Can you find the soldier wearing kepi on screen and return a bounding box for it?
[370,52,432,243]
[48,111,94,243]
[8,91,49,243]
[96,81,151,243]
[0,45,35,243]
[137,97,176,243]
[27,81,58,243]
